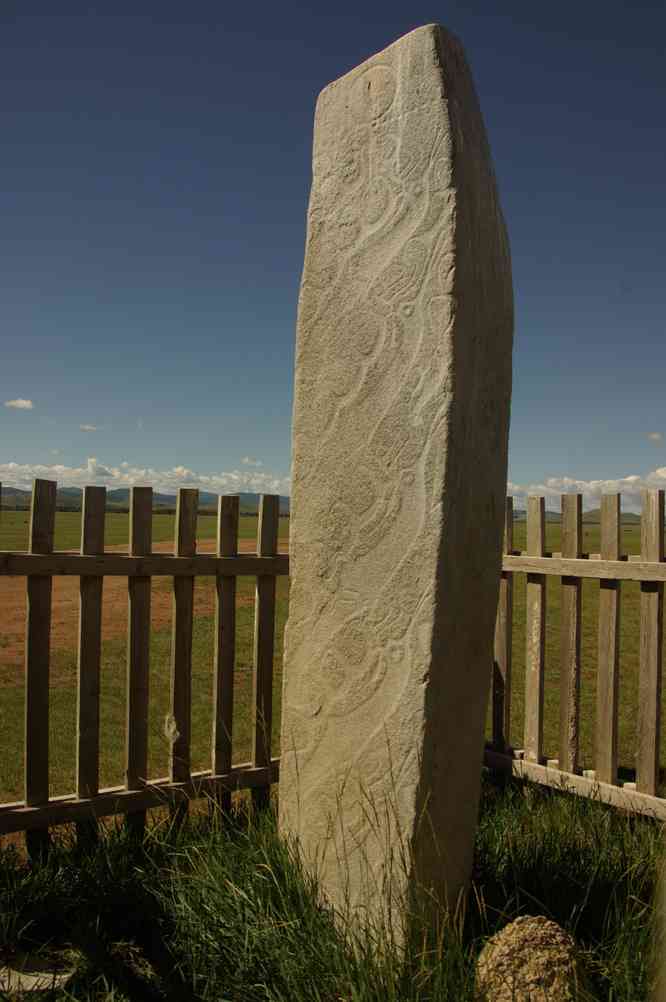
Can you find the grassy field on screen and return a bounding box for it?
[0,510,289,551]
[0,775,661,1000]
[1,511,666,803]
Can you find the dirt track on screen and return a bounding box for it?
[0,538,288,685]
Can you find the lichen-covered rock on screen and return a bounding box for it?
[475,915,588,1002]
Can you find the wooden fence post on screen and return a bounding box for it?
[524,496,546,763]
[125,486,152,835]
[493,496,513,751]
[595,494,621,785]
[25,479,56,859]
[169,488,198,823]
[559,493,582,773]
[76,485,106,845]
[636,489,664,795]
[212,495,239,815]
[252,495,279,811]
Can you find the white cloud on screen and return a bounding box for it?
[86,457,112,478]
[0,456,291,497]
[50,449,61,456]
[4,398,33,410]
[79,424,98,432]
[241,456,263,467]
[507,468,666,512]
[648,432,662,443]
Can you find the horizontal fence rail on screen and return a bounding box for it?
[0,480,288,848]
[486,488,666,821]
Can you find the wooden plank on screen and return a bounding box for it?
[483,746,666,822]
[212,496,239,814]
[0,761,280,835]
[14,542,666,584]
[169,489,198,787]
[252,495,279,810]
[559,493,582,774]
[75,486,106,843]
[492,496,513,750]
[637,489,664,795]
[596,494,621,785]
[524,496,546,763]
[28,479,56,555]
[500,555,666,583]
[0,552,289,577]
[125,487,152,833]
[24,479,56,858]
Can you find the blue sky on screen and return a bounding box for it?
[1,2,664,507]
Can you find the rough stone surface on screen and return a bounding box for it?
[279,23,513,928]
[474,915,588,1001]
[0,953,75,994]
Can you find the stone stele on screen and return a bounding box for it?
[279,23,513,930]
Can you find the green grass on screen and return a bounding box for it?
[0,510,289,551]
[0,775,661,1000]
[0,575,289,803]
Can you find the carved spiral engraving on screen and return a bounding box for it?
[284,49,458,795]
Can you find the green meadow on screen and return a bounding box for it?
[1,511,665,802]
[0,509,289,552]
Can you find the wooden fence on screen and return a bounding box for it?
[0,480,288,853]
[2,480,666,850]
[485,490,666,821]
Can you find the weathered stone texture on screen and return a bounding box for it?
[474,916,589,1001]
[279,23,513,925]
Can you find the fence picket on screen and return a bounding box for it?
[75,486,106,842]
[212,495,239,813]
[559,493,582,773]
[125,487,152,833]
[170,489,198,795]
[636,489,664,795]
[524,496,546,763]
[25,479,56,857]
[595,494,621,785]
[252,495,279,810]
[492,497,513,750]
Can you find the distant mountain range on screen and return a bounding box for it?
[0,486,290,515]
[513,507,641,525]
[0,487,648,524]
